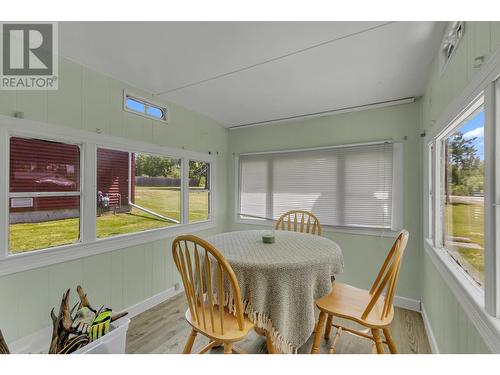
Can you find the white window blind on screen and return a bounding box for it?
[238,142,402,230]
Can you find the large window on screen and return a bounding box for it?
[238,142,402,230]
[0,125,214,267]
[96,149,181,239]
[8,137,81,254]
[425,65,500,326]
[441,104,485,286]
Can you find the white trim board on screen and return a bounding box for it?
[393,296,421,312]
[233,218,401,238]
[7,285,183,354]
[421,303,439,354]
[0,221,216,277]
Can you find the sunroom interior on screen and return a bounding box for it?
[1,20,500,355]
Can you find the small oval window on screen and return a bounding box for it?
[147,106,164,119]
[124,93,168,123]
[126,98,145,113]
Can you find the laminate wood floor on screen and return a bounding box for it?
[126,293,432,354]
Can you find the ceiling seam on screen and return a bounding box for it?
[154,21,395,96]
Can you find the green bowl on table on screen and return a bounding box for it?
[262,234,275,244]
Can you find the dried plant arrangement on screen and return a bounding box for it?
[49,285,127,354]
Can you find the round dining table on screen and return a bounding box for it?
[205,229,344,354]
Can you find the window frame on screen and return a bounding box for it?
[432,95,485,289]
[423,47,500,352]
[95,146,184,239]
[123,91,169,123]
[0,114,215,276]
[234,140,404,237]
[7,135,84,254]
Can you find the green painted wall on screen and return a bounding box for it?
[422,255,490,353]
[420,21,500,353]
[2,21,500,353]
[228,102,423,301]
[0,56,229,344]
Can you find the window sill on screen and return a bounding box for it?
[0,220,216,277]
[234,218,399,238]
[424,238,500,353]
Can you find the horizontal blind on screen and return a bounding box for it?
[238,142,395,229]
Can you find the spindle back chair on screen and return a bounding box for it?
[172,235,254,354]
[311,230,409,354]
[275,210,321,235]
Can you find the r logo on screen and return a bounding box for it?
[2,23,53,75]
[0,22,58,90]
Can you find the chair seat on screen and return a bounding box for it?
[185,304,254,343]
[316,282,394,328]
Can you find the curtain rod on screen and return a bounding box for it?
[228,97,415,130]
[238,139,394,157]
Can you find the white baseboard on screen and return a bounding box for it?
[421,303,439,354]
[8,285,183,354]
[394,295,421,312]
[126,285,183,319]
[9,288,421,354]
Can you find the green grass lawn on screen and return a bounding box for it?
[445,201,484,279]
[9,187,209,254]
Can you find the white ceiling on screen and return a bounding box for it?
[59,22,446,127]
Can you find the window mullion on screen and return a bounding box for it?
[434,139,443,249]
[182,158,189,224]
[208,161,213,221]
[82,142,97,243]
[485,81,500,317]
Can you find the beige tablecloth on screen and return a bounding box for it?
[205,230,344,353]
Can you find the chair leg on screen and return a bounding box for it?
[224,343,233,354]
[324,314,333,339]
[328,327,343,354]
[311,311,327,354]
[183,329,198,354]
[371,328,385,354]
[383,327,397,354]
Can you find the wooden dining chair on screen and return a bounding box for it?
[172,235,254,354]
[311,230,409,354]
[275,210,321,236]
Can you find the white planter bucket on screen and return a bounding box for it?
[72,317,130,354]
